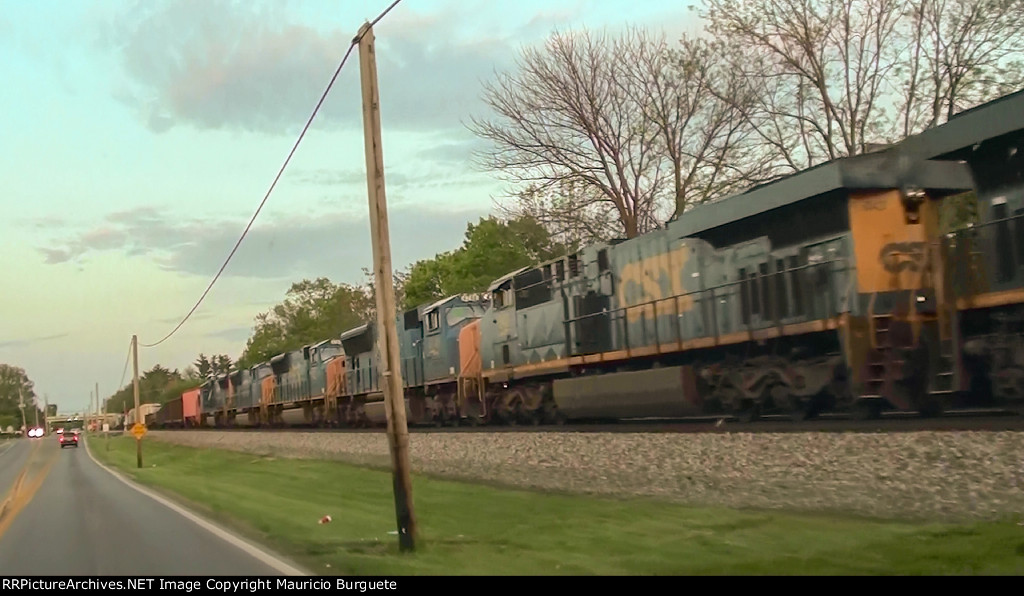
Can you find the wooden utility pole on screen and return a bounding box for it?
[18,388,27,434]
[94,382,99,432]
[132,334,142,468]
[43,395,48,435]
[357,21,416,552]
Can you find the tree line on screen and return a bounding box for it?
[100,0,1022,410]
[0,364,45,433]
[100,214,566,412]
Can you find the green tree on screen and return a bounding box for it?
[104,364,187,414]
[237,278,376,369]
[193,353,234,378]
[403,215,570,308]
[0,364,38,430]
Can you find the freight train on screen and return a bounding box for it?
[146,88,1024,429]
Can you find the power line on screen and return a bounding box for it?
[118,338,132,392]
[139,0,405,348]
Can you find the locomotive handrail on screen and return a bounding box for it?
[565,259,849,325]
[565,259,852,354]
[945,211,1024,296]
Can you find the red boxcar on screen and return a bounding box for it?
[182,388,200,428]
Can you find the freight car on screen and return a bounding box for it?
[126,403,161,427]
[148,389,202,429]
[147,88,1024,428]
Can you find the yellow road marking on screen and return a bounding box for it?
[0,441,59,541]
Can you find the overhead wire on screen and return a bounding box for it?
[138,0,404,349]
[118,338,132,392]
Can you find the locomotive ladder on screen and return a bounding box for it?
[862,243,955,417]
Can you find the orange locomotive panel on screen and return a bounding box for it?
[847,189,942,294]
[261,376,276,405]
[326,356,347,398]
[458,320,482,379]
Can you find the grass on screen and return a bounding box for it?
[89,434,1024,576]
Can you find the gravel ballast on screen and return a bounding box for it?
[146,430,1024,523]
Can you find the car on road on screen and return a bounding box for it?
[58,432,79,448]
[26,427,44,438]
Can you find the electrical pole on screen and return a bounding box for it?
[95,382,99,433]
[132,334,142,468]
[358,21,416,552]
[18,388,27,434]
[44,395,48,436]
[103,396,109,449]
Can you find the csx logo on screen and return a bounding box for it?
[879,241,927,273]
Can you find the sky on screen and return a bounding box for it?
[0,0,700,415]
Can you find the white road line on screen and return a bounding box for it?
[83,437,311,576]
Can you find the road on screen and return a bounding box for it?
[0,435,309,575]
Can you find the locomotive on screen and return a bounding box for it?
[148,88,1024,429]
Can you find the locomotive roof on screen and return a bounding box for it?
[487,266,529,291]
[668,149,973,239]
[898,87,1024,160]
[422,295,454,314]
[340,322,372,340]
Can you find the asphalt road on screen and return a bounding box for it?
[0,435,309,575]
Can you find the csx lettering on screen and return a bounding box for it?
[879,241,926,273]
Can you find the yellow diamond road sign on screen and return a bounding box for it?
[131,423,147,439]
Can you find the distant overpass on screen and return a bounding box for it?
[46,412,123,432]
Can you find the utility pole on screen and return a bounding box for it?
[18,388,27,434]
[44,395,48,436]
[132,334,142,468]
[357,21,416,552]
[95,382,99,433]
[103,396,109,450]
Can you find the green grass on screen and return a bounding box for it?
[89,434,1024,576]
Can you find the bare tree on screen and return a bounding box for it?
[470,26,779,237]
[496,179,623,247]
[702,0,1024,173]
[901,0,1024,137]
[626,32,779,218]
[703,0,908,172]
[469,28,669,240]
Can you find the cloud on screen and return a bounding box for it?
[38,204,489,284]
[416,138,493,166]
[102,0,530,136]
[206,326,253,343]
[0,333,70,350]
[295,163,491,192]
[158,311,215,325]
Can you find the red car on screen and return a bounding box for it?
[59,432,79,449]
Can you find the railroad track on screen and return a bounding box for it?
[140,408,1024,435]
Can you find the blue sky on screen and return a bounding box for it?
[0,0,698,415]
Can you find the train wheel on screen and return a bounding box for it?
[790,396,819,422]
[917,395,945,418]
[735,401,760,423]
[852,399,882,421]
